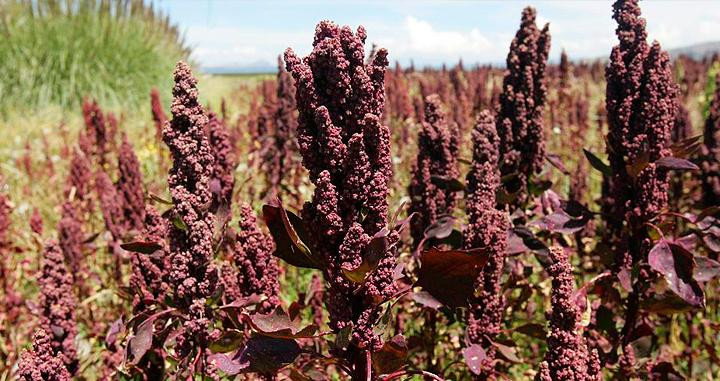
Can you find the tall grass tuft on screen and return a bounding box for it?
[0,0,190,114]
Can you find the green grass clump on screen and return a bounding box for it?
[0,0,190,114]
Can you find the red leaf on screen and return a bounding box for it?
[120,241,163,255]
[416,247,490,309]
[263,199,321,270]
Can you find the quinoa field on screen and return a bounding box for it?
[2,0,720,380]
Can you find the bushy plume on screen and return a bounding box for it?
[207,112,236,207]
[535,247,600,381]
[17,329,72,381]
[0,190,9,249]
[285,21,398,352]
[386,62,413,121]
[150,88,168,140]
[30,207,44,236]
[265,56,298,196]
[701,74,720,206]
[117,133,146,233]
[408,95,460,245]
[130,205,170,313]
[672,102,692,143]
[569,96,590,204]
[0,187,21,328]
[95,169,124,240]
[162,61,218,357]
[64,148,93,216]
[57,201,84,276]
[605,0,677,268]
[81,99,110,165]
[449,65,471,130]
[228,203,279,311]
[464,110,510,376]
[38,240,78,374]
[496,7,551,207]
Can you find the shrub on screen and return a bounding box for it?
[0,0,189,113]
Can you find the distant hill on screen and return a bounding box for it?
[200,41,720,74]
[668,41,720,60]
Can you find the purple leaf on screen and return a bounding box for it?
[412,290,444,310]
[648,240,705,308]
[129,315,156,364]
[463,344,487,375]
[546,153,570,175]
[208,351,249,375]
[423,215,456,240]
[247,308,318,339]
[513,323,546,340]
[238,336,301,374]
[656,156,699,171]
[491,340,520,363]
[263,199,322,270]
[694,256,720,282]
[105,317,123,347]
[372,335,408,374]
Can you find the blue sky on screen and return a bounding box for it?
[154,1,720,70]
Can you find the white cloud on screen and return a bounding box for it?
[185,25,315,68]
[180,2,720,69]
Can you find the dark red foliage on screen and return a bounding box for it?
[535,247,600,381]
[285,21,398,354]
[496,7,551,208]
[605,0,677,268]
[463,110,509,375]
[207,112,236,206]
[0,191,9,249]
[162,61,218,358]
[701,74,720,206]
[38,240,78,374]
[408,94,460,245]
[130,205,170,314]
[150,88,168,140]
[117,133,146,233]
[17,329,72,381]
